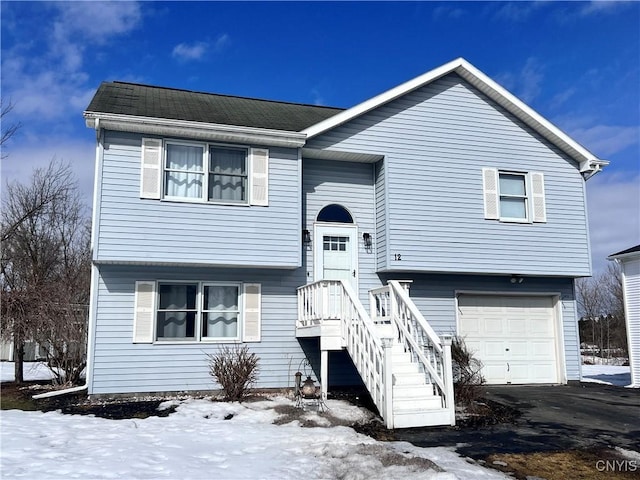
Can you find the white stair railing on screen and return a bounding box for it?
[297,280,394,427]
[370,280,455,424]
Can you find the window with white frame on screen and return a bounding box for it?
[140,138,269,206]
[163,142,248,203]
[482,168,546,223]
[498,172,528,220]
[133,281,262,343]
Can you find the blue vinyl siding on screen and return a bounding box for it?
[379,273,581,381]
[306,73,591,277]
[91,264,361,394]
[96,131,301,268]
[302,158,382,302]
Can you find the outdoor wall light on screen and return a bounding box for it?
[510,275,524,284]
[362,232,372,248]
[303,229,311,245]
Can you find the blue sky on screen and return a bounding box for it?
[1,1,638,273]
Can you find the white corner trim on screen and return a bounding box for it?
[84,112,307,148]
[302,57,608,173]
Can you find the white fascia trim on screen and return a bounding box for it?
[607,250,640,262]
[303,57,608,173]
[84,112,307,148]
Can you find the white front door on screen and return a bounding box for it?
[314,224,358,291]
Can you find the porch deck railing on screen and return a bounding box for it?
[297,280,393,425]
[370,280,455,417]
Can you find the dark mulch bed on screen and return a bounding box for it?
[1,381,177,419]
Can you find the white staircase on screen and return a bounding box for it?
[297,280,455,429]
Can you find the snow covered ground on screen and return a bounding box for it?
[581,364,632,387]
[1,362,634,479]
[1,362,506,480]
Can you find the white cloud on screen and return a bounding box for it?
[2,136,96,206]
[172,41,209,61]
[495,57,544,103]
[549,87,576,110]
[432,5,466,20]
[569,124,639,158]
[214,33,230,52]
[587,172,640,274]
[491,2,548,22]
[1,2,143,123]
[580,1,634,16]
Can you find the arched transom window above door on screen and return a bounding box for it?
[316,204,353,223]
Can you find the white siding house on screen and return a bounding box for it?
[609,245,640,387]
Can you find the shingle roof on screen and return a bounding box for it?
[85,81,344,132]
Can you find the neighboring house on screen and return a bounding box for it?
[608,245,640,387]
[84,58,607,428]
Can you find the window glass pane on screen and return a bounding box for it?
[165,144,204,198]
[202,312,238,338]
[499,174,526,196]
[500,198,527,219]
[209,147,247,202]
[166,172,203,198]
[203,286,239,310]
[159,284,197,309]
[208,174,246,202]
[157,311,196,339]
[167,144,204,171]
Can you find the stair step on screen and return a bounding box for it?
[392,408,454,428]
[392,362,420,374]
[393,384,436,399]
[393,372,427,385]
[393,395,443,411]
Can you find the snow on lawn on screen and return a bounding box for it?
[1,361,56,382]
[1,362,505,479]
[581,364,632,387]
[0,397,508,480]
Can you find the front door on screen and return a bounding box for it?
[314,224,358,291]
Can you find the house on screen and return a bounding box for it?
[83,58,607,428]
[608,245,640,387]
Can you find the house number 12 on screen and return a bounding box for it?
[394,254,402,261]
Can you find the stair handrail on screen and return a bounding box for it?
[386,280,454,417]
[297,280,394,427]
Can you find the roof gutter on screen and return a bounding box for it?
[84,112,307,148]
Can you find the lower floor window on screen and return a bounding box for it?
[156,282,240,341]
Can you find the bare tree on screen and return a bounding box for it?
[1,98,21,158]
[1,159,90,384]
[576,264,627,363]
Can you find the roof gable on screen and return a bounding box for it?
[302,58,608,175]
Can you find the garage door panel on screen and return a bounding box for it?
[458,295,558,385]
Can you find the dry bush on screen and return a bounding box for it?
[207,345,259,401]
[451,335,485,407]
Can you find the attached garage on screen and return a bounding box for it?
[457,294,563,384]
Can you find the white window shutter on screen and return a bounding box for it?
[242,283,261,342]
[133,281,155,343]
[140,138,162,199]
[250,148,269,206]
[530,172,547,223]
[482,168,499,220]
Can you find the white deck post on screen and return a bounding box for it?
[382,337,394,429]
[320,349,329,401]
[440,334,456,426]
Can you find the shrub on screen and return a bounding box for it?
[451,335,485,407]
[206,345,259,402]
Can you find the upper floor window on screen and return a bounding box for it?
[140,138,268,206]
[482,168,546,223]
[164,142,248,203]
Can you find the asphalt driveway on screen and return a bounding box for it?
[394,382,640,458]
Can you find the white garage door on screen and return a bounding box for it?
[458,295,559,384]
